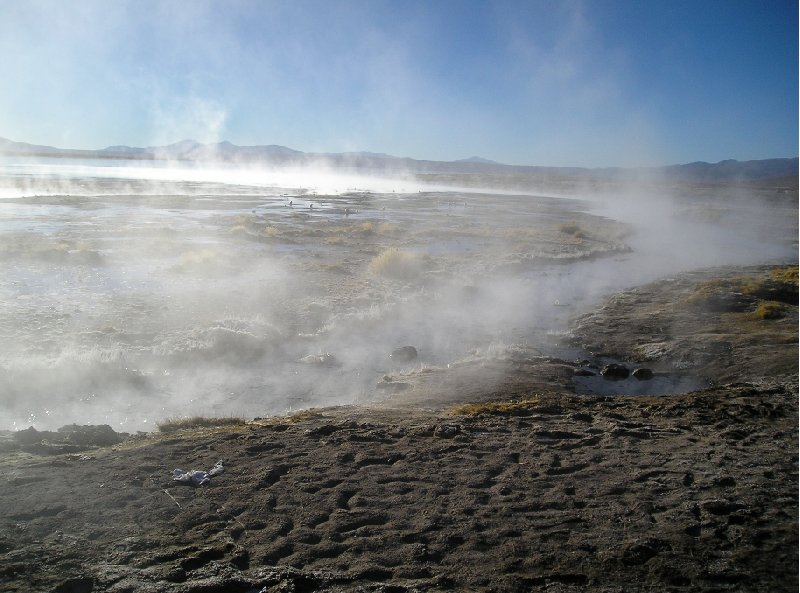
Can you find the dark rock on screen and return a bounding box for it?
[713,476,737,487]
[701,499,747,515]
[57,424,126,447]
[13,424,126,453]
[600,363,630,380]
[13,426,44,445]
[632,368,654,380]
[299,352,339,367]
[390,345,418,362]
[573,368,595,376]
[53,577,94,593]
[621,538,670,566]
[434,424,461,438]
[376,381,412,393]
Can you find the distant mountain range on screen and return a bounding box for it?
[0,136,796,185]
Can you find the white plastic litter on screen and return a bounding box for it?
[172,460,224,486]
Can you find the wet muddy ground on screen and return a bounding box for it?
[0,264,797,593]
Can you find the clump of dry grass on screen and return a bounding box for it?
[686,266,799,313]
[558,223,589,239]
[157,415,246,433]
[283,409,325,423]
[261,225,281,238]
[368,247,425,281]
[177,248,217,266]
[684,278,751,312]
[451,397,541,416]
[750,301,788,320]
[335,221,401,237]
[0,235,104,264]
[769,265,799,285]
[351,221,377,235]
[683,266,798,325]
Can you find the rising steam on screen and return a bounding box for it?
[0,156,795,431]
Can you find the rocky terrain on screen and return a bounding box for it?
[0,264,797,593]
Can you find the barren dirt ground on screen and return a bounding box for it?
[1,264,797,593]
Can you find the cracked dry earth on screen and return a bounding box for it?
[1,267,797,593]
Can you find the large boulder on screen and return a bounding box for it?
[390,346,418,363]
[600,363,630,380]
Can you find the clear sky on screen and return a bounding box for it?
[0,0,796,167]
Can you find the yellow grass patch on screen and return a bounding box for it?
[156,415,246,433]
[451,397,541,416]
[750,301,788,320]
[368,247,424,281]
[769,265,799,285]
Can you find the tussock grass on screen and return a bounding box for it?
[157,415,247,433]
[351,221,377,235]
[368,247,425,281]
[558,223,589,239]
[686,266,799,312]
[451,397,541,416]
[750,301,788,320]
[346,221,400,235]
[176,248,217,267]
[261,225,281,238]
[283,409,326,423]
[770,265,799,285]
[0,235,103,264]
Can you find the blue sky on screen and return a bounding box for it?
[0,0,796,167]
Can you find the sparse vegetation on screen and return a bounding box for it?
[769,265,799,286]
[368,247,425,281]
[261,225,281,238]
[451,397,541,416]
[558,222,589,239]
[750,301,787,320]
[685,265,799,313]
[336,221,401,237]
[178,248,217,265]
[283,409,326,423]
[156,415,246,433]
[352,221,376,235]
[0,234,103,264]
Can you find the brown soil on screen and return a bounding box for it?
[1,265,797,593]
[570,264,799,385]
